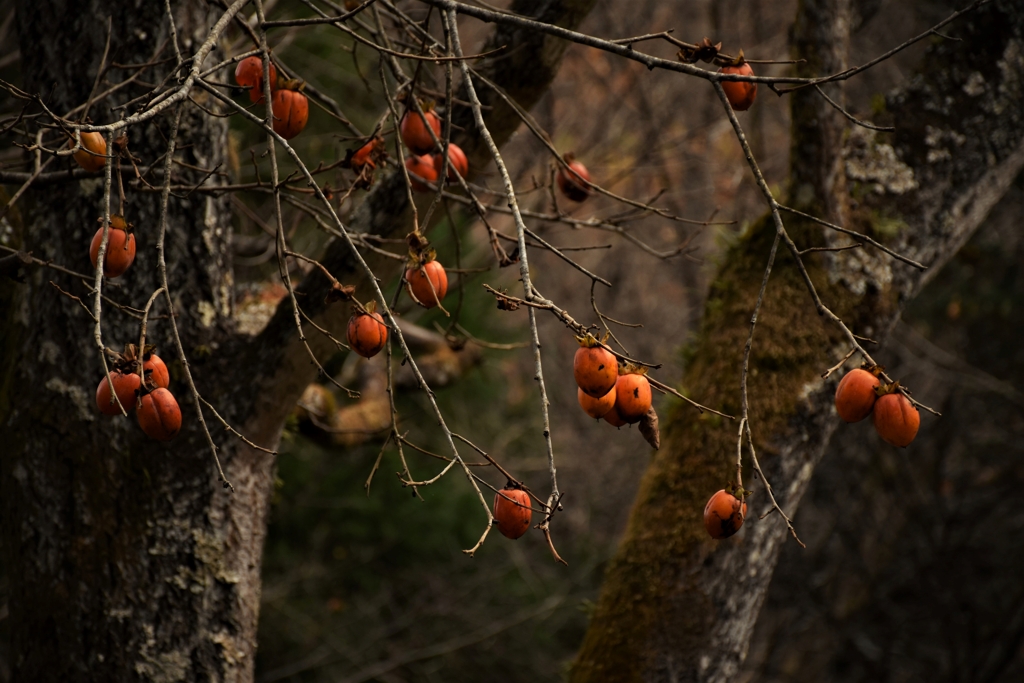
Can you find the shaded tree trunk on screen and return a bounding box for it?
[0,0,595,681]
[572,0,1024,681]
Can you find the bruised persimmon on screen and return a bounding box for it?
[835,366,880,423]
[347,304,388,358]
[720,60,757,111]
[272,88,308,139]
[704,489,747,540]
[433,143,468,181]
[614,367,652,424]
[137,388,182,441]
[89,216,136,278]
[873,390,920,447]
[400,108,441,154]
[557,155,591,202]
[71,131,107,172]
[350,137,383,171]
[95,371,142,416]
[573,335,617,398]
[144,353,170,389]
[578,386,615,419]
[405,260,448,308]
[405,154,438,192]
[235,55,277,103]
[493,483,532,540]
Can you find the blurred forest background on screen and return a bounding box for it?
[1,0,1022,681]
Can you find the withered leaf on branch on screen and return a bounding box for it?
[324,282,356,304]
[677,37,722,64]
[639,406,660,450]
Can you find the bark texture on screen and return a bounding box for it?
[0,0,595,681]
[571,1,1024,681]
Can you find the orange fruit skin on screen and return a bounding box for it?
[144,355,170,389]
[137,388,182,441]
[400,110,442,154]
[704,490,748,539]
[835,368,880,423]
[347,311,388,358]
[603,403,628,427]
[351,139,380,170]
[493,487,532,540]
[615,373,652,424]
[557,160,591,202]
[405,154,438,192]
[272,89,309,140]
[432,143,469,181]
[89,226,136,278]
[405,261,448,308]
[72,132,107,172]
[720,63,757,111]
[235,56,277,103]
[578,386,616,419]
[574,345,617,398]
[96,372,142,416]
[873,392,920,447]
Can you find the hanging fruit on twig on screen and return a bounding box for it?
[873,383,920,447]
[556,152,591,202]
[493,482,532,540]
[719,51,757,111]
[704,488,747,540]
[70,131,108,172]
[573,333,617,398]
[89,214,136,278]
[235,55,278,104]
[347,301,389,358]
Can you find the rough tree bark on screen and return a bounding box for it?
[572,0,1024,681]
[0,0,594,681]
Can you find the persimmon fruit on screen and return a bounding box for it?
[350,138,382,171]
[235,55,277,103]
[432,143,468,181]
[557,156,591,202]
[720,61,757,111]
[835,367,880,423]
[493,483,532,540]
[272,89,309,139]
[873,391,920,447]
[405,260,448,308]
[144,353,170,389]
[89,217,136,278]
[137,388,182,441]
[405,154,438,192]
[578,386,616,419]
[347,307,388,358]
[614,369,652,424]
[704,489,747,540]
[71,132,107,172]
[573,337,617,398]
[400,109,441,154]
[602,403,628,428]
[95,371,142,416]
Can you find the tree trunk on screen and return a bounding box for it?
[0,1,595,681]
[572,1,1024,681]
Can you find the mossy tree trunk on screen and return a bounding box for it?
[0,0,595,681]
[571,1,1024,681]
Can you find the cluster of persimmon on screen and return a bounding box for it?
[835,364,920,447]
[234,55,309,140]
[95,345,182,441]
[573,334,652,427]
[398,103,469,193]
[492,481,532,540]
